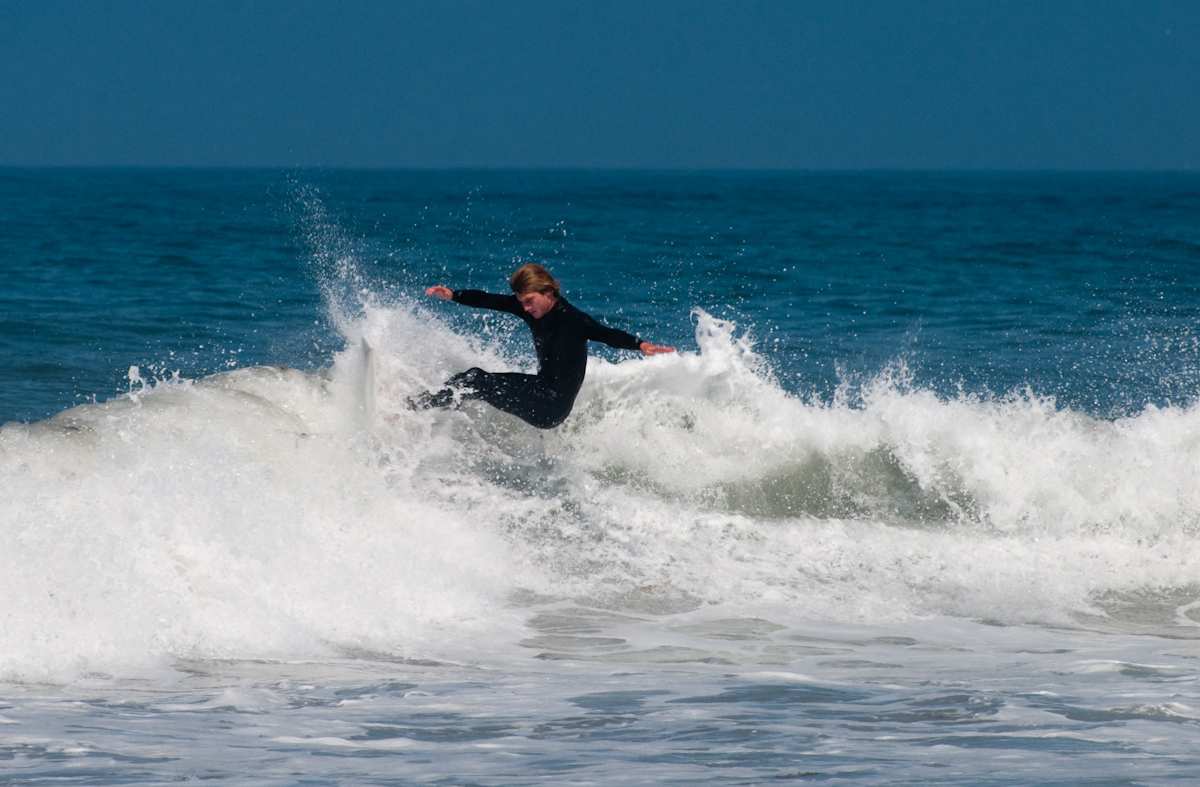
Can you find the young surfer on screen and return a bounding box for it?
[410,263,675,428]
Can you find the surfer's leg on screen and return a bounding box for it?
[408,368,569,428]
[407,367,489,410]
[407,387,454,409]
[465,372,571,428]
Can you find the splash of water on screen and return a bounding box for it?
[4,193,1198,682]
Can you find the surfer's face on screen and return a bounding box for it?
[518,290,557,319]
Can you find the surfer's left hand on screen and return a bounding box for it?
[639,341,675,355]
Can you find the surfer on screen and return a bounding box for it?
[409,263,675,428]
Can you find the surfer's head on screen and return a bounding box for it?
[510,263,560,319]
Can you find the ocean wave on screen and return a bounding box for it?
[2,296,1198,681]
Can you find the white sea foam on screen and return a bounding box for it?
[2,295,1199,681]
[0,345,527,681]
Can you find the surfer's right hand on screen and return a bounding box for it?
[425,285,453,300]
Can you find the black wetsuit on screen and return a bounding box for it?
[413,290,642,428]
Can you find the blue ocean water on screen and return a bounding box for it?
[2,169,1199,784]
[5,169,1198,423]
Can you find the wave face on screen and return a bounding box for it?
[3,293,1199,681]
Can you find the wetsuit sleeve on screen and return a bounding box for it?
[452,289,523,316]
[579,312,642,351]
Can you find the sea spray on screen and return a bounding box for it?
[311,297,1200,629]
[0,359,526,682]
[3,297,1199,680]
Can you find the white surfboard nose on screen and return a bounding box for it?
[359,337,376,429]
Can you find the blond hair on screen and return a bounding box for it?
[509,263,560,297]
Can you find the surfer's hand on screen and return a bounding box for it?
[426,285,453,300]
[639,341,675,356]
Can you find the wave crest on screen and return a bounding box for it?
[3,297,1198,680]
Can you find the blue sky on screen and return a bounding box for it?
[2,0,1197,168]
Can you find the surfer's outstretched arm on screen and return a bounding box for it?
[578,311,675,356]
[425,285,523,316]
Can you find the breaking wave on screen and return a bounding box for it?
[3,287,1199,681]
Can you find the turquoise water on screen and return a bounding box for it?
[2,170,1198,784]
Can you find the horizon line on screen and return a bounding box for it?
[2,164,1197,175]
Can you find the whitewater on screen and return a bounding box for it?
[2,170,1199,784]
[4,296,1199,781]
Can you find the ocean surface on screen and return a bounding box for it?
[1,169,1198,784]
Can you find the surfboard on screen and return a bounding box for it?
[359,337,376,428]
